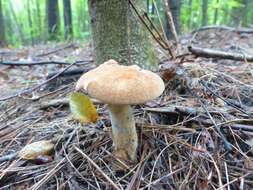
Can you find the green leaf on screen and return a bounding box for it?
[69,92,98,124]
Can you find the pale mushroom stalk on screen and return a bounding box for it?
[75,59,165,164]
[108,104,137,162]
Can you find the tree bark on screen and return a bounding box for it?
[47,0,60,40]
[188,0,192,29]
[63,0,73,39]
[201,0,208,26]
[165,0,181,39]
[213,0,219,24]
[8,0,25,44]
[35,0,42,42]
[27,0,34,45]
[88,0,157,70]
[0,0,5,46]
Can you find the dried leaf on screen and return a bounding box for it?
[69,92,98,123]
[19,140,54,160]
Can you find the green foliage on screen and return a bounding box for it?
[2,0,91,47]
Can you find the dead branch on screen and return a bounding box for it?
[163,0,179,46]
[0,61,78,101]
[188,45,253,62]
[128,0,174,58]
[0,60,92,66]
[0,153,17,163]
[192,25,253,34]
[200,80,251,117]
[46,67,94,79]
[75,147,121,190]
[36,44,76,57]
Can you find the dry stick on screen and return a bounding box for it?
[191,25,253,34]
[151,0,167,40]
[208,153,223,189]
[200,100,232,151]
[188,45,253,62]
[74,146,122,190]
[224,162,231,190]
[0,153,17,163]
[0,61,78,101]
[200,80,251,117]
[142,167,186,189]
[144,13,167,47]
[36,43,75,57]
[216,173,250,190]
[46,66,94,79]
[128,0,174,58]
[126,144,153,190]
[163,0,179,47]
[0,60,92,66]
[188,89,233,151]
[30,158,66,190]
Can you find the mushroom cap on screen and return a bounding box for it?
[76,59,165,105]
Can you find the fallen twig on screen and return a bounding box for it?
[0,153,17,163]
[192,25,253,34]
[163,0,179,45]
[128,0,174,58]
[0,60,92,66]
[188,45,253,62]
[46,66,94,79]
[0,61,79,101]
[200,80,251,117]
[75,146,122,190]
[36,44,76,57]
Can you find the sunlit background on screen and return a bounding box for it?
[1,0,253,47]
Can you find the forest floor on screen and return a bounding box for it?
[0,27,253,190]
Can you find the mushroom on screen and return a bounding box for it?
[76,59,165,163]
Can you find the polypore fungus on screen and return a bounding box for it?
[76,59,164,163]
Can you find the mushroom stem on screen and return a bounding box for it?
[108,104,138,163]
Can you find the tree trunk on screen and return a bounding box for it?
[188,0,192,29]
[165,0,181,39]
[8,0,25,44]
[88,0,157,70]
[201,0,208,26]
[63,0,73,39]
[213,0,219,24]
[0,0,5,47]
[243,0,250,26]
[47,0,60,40]
[35,0,42,42]
[27,0,34,45]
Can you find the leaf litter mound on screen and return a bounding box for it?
[0,30,253,189]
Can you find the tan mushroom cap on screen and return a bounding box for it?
[76,59,165,105]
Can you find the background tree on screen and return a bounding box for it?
[232,0,250,26]
[27,0,34,45]
[0,0,5,46]
[35,0,42,42]
[187,0,193,28]
[8,0,25,44]
[1,0,253,47]
[201,0,208,26]
[63,0,73,39]
[213,0,219,24]
[88,0,157,70]
[47,0,60,40]
[165,0,181,39]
